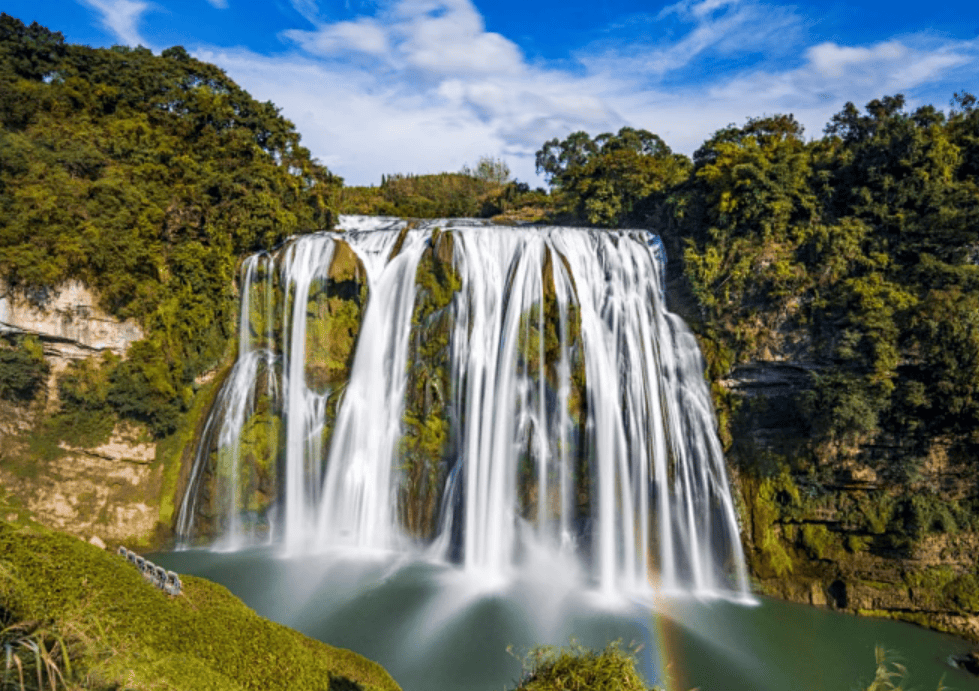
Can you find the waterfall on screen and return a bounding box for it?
[177,216,751,599]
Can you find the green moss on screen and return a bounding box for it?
[306,291,363,393]
[397,231,459,538]
[157,362,233,536]
[945,573,979,612]
[0,521,401,691]
[748,468,801,578]
[902,566,979,613]
[799,523,838,560]
[847,534,872,553]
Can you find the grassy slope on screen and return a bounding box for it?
[0,522,401,691]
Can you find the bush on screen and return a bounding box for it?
[509,640,660,691]
[0,334,49,401]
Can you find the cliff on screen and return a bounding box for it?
[0,279,205,549]
[657,238,979,643]
[725,357,979,642]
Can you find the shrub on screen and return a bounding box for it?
[509,640,660,691]
[0,334,49,402]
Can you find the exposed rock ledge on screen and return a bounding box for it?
[0,424,162,543]
[0,280,143,369]
[1,281,160,545]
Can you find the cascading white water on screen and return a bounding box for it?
[177,216,751,600]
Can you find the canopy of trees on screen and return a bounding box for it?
[337,156,545,221]
[536,127,691,226]
[0,14,341,435]
[536,95,979,472]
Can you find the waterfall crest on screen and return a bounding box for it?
[177,216,751,599]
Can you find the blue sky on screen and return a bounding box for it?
[6,1,978,185]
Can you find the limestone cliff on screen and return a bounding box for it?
[0,280,192,548]
[725,358,979,642]
[663,291,979,643]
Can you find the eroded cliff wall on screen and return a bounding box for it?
[0,280,199,548]
[664,278,979,643]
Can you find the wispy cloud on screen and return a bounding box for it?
[77,0,151,47]
[289,0,324,25]
[205,0,229,10]
[583,0,804,78]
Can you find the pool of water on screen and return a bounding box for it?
[154,547,975,691]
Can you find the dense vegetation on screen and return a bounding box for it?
[0,521,400,690]
[535,98,979,468]
[0,14,340,436]
[337,157,550,222]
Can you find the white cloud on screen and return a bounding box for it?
[205,0,229,9]
[182,0,979,186]
[78,0,151,47]
[284,18,389,57]
[283,0,525,76]
[290,0,323,25]
[585,0,802,78]
[660,0,742,21]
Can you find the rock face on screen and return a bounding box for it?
[0,280,143,357]
[721,356,979,643]
[653,212,979,643]
[0,423,162,542]
[0,280,172,547]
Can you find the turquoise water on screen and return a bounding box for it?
[154,548,975,691]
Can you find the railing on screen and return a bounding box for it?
[117,547,182,596]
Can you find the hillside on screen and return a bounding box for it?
[0,521,401,690]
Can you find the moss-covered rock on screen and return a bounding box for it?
[397,229,459,539]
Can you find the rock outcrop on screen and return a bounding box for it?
[0,280,176,547]
[0,279,143,359]
[721,356,979,643]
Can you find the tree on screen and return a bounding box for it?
[534,127,690,226]
[461,155,511,185]
[0,15,343,436]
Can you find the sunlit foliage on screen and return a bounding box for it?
[0,14,341,435]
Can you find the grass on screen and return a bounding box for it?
[0,521,401,691]
[508,641,953,691]
[508,640,661,691]
[862,645,947,691]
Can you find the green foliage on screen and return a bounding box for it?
[338,171,504,218]
[861,645,947,691]
[461,155,511,185]
[509,640,660,691]
[0,617,74,691]
[536,127,690,226]
[666,93,979,466]
[0,521,401,691]
[0,13,341,437]
[51,352,118,447]
[0,335,49,402]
